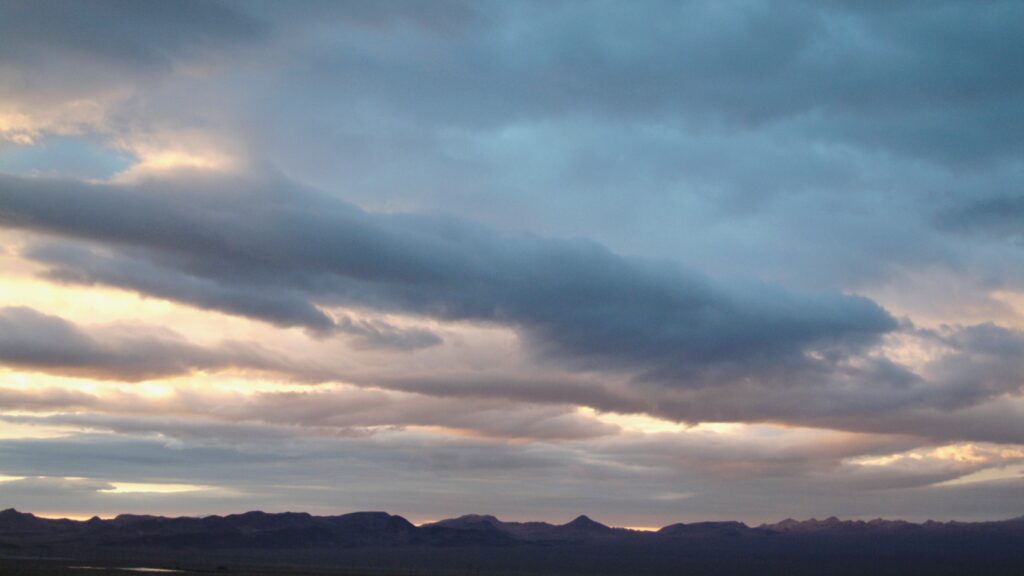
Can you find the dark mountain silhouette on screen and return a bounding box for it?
[0,508,423,549]
[4,507,1024,549]
[657,520,752,537]
[425,513,621,541]
[562,514,612,533]
[3,509,1024,575]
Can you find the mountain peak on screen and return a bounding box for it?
[564,515,610,531]
[658,521,750,536]
[428,514,505,530]
[0,508,31,519]
[464,512,499,522]
[456,514,501,523]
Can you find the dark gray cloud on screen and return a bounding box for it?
[363,373,648,417]
[357,328,1024,444]
[920,323,1024,407]
[7,1,1022,162]
[251,1,1023,161]
[0,172,896,387]
[180,0,1022,314]
[0,0,265,71]
[2,312,1022,447]
[333,313,443,351]
[4,0,1023,302]
[939,194,1024,242]
[0,273,1019,446]
[6,171,1024,442]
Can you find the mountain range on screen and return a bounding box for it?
[3,508,1024,575]
[2,507,1023,549]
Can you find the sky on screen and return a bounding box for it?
[0,0,1023,528]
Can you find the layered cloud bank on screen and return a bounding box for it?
[0,172,896,376]
[0,0,1022,525]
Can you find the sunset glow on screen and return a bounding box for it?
[1,0,1022,531]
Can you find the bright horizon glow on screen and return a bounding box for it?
[99,482,212,495]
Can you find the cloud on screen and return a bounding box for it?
[3,170,1022,442]
[7,1,1023,160]
[0,381,621,443]
[0,0,265,70]
[2,0,1023,525]
[0,385,100,411]
[3,378,1021,496]
[333,313,443,351]
[0,172,897,388]
[3,0,1021,303]
[1,286,1020,447]
[0,0,266,147]
[1,420,1020,524]
[919,323,1024,406]
[0,306,307,381]
[939,194,1024,242]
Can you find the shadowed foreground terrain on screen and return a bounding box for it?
[2,509,1023,575]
